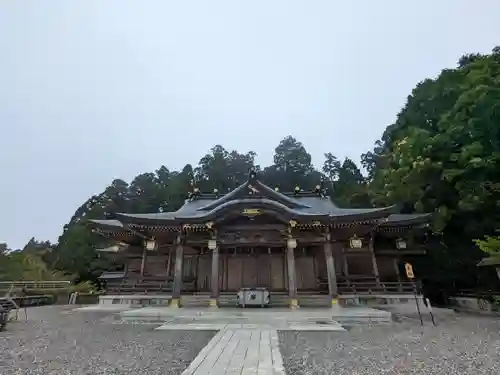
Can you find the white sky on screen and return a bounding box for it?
[1,0,499,248]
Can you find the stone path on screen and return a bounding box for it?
[156,322,345,331]
[181,329,285,375]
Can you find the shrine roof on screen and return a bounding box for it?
[88,171,431,227]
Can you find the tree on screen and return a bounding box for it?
[364,47,500,291]
[262,136,320,191]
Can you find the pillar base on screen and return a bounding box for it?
[289,298,300,309]
[169,298,181,308]
[208,298,219,308]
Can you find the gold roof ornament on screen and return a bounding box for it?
[242,208,262,216]
[248,184,259,194]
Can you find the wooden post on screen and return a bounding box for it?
[140,247,147,277]
[286,238,299,308]
[171,238,184,308]
[324,238,338,306]
[369,233,381,286]
[209,239,219,308]
[393,257,403,292]
[166,249,172,277]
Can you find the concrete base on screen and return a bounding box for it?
[74,304,132,312]
[169,298,180,308]
[98,294,171,307]
[340,293,424,308]
[289,298,299,309]
[120,305,392,325]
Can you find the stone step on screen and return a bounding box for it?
[298,295,331,307]
[181,295,211,307]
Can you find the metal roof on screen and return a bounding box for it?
[89,171,430,227]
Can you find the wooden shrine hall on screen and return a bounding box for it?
[89,170,431,308]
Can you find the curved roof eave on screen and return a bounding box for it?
[329,205,398,222]
[382,213,432,226]
[115,212,176,224]
[88,219,124,229]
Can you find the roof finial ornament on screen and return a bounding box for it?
[248,169,258,183]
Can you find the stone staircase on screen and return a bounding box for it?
[181,294,211,307]
[219,294,238,307]
[269,293,289,307]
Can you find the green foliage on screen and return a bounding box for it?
[474,236,500,256]
[364,46,500,291]
[367,47,500,236]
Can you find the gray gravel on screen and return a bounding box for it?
[279,315,500,375]
[0,306,215,375]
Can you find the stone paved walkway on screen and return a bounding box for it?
[181,329,285,375]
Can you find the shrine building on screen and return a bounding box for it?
[89,170,431,308]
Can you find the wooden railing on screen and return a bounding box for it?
[338,281,418,295]
[0,281,71,291]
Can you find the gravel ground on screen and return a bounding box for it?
[0,306,216,375]
[279,315,500,375]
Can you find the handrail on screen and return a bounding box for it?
[0,281,71,290]
[338,280,418,294]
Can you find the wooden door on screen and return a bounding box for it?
[296,256,316,290]
[256,254,271,287]
[196,255,211,291]
[242,256,258,287]
[270,254,285,290]
[227,257,244,291]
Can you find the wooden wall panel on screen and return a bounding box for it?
[145,255,169,276]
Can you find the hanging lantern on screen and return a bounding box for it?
[144,239,157,251]
[315,184,321,192]
[396,238,407,249]
[349,235,363,249]
[208,239,217,250]
[274,186,279,192]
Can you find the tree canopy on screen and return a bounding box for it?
[2,47,500,295]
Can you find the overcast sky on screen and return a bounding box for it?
[1,1,499,249]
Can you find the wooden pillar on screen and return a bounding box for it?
[393,257,403,291]
[286,238,299,308]
[166,249,172,277]
[209,239,219,307]
[140,247,147,277]
[369,233,380,285]
[170,239,184,308]
[324,237,338,305]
